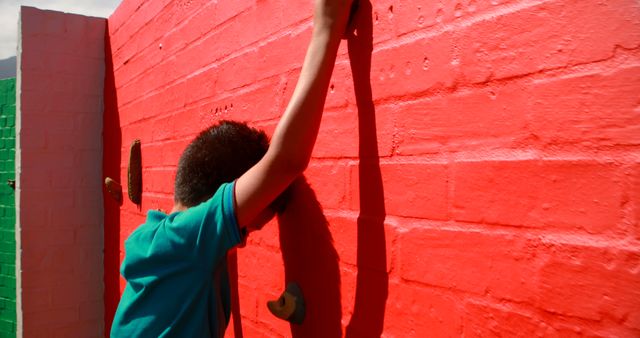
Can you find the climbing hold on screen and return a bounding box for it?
[267,283,305,325]
[128,139,142,204]
[104,177,122,203]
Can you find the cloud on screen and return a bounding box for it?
[0,0,121,59]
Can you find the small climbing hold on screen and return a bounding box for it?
[267,283,305,325]
[105,177,122,203]
[128,139,142,205]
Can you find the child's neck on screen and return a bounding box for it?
[171,203,187,213]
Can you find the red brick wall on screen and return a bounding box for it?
[103,0,640,336]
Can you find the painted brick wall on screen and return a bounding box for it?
[18,7,105,338]
[0,78,16,338]
[104,0,640,337]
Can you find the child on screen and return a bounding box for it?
[110,0,354,336]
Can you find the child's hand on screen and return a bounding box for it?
[313,0,355,37]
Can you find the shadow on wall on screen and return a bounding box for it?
[103,22,123,336]
[278,178,342,337]
[227,250,243,337]
[229,2,387,336]
[345,0,389,336]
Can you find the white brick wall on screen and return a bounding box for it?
[17,6,105,338]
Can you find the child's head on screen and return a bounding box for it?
[174,120,269,207]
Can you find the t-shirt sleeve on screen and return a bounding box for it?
[171,181,242,270]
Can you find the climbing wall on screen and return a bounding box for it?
[104,0,640,337]
[0,78,16,338]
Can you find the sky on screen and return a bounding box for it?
[0,0,122,59]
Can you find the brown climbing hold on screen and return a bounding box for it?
[128,139,142,204]
[267,283,305,325]
[105,177,122,203]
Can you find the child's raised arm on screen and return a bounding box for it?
[234,0,353,228]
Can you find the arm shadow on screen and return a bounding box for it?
[227,179,342,338]
[229,2,386,336]
[346,0,390,336]
[277,177,342,337]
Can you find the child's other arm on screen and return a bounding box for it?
[234,0,353,227]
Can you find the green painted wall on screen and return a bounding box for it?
[0,78,16,338]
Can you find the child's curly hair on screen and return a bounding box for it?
[174,120,269,207]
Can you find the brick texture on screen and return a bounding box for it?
[18,7,105,338]
[104,0,640,337]
[0,78,16,338]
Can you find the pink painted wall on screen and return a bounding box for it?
[18,6,105,338]
[103,0,640,337]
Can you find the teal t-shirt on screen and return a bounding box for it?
[111,182,242,338]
